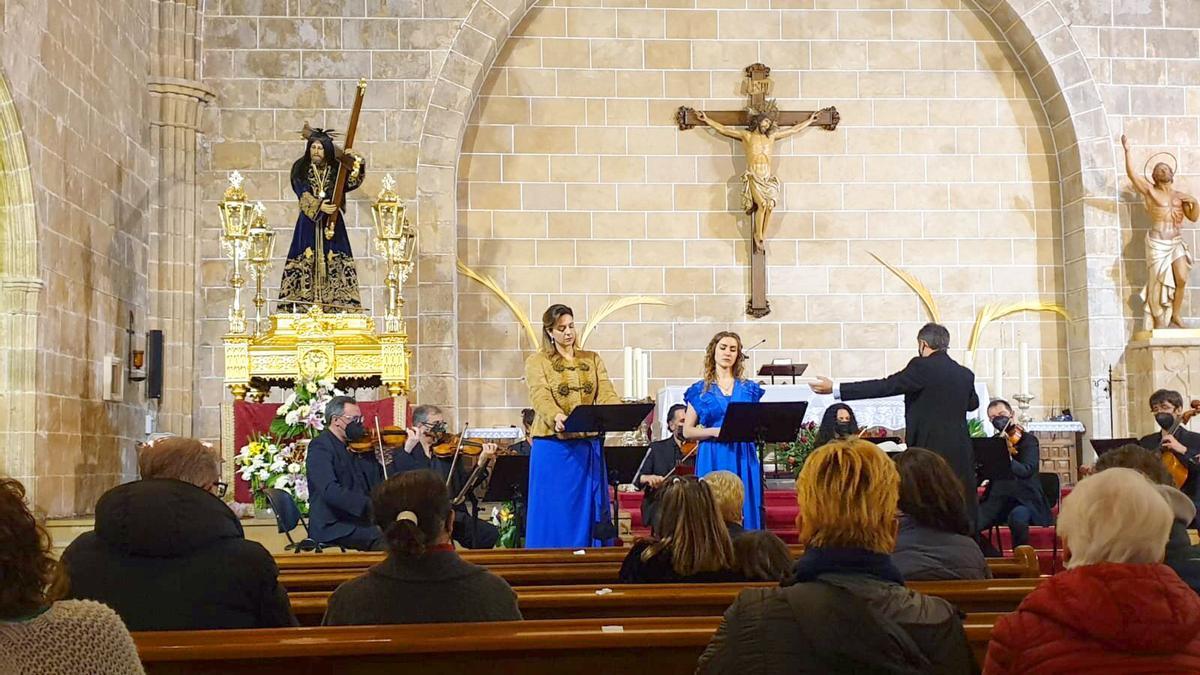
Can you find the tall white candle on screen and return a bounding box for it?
[632,348,644,400]
[1019,342,1030,395]
[992,348,1003,400]
[642,351,652,401]
[623,346,634,399]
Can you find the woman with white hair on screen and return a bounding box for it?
[985,468,1200,673]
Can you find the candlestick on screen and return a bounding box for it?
[992,348,1003,400]
[632,348,643,399]
[1012,392,1035,425]
[1018,342,1030,395]
[641,351,651,401]
[628,345,638,398]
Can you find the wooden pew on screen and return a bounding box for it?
[274,544,1041,579]
[135,614,1003,674]
[278,546,1042,592]
[287,578,1039,626]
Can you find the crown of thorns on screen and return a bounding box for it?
[746,99,780,121]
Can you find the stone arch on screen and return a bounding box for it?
[0,66,42,493]
[416,0,1118,434]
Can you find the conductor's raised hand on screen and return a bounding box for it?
[810,376,833,395]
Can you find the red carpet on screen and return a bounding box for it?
[619,489,1064,573]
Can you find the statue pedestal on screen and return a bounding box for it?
[1128,329,1200,427]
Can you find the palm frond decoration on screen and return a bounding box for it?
[456,259,540,349]
[965,301,1070,367]
[580,296,667,348]
[868,251,941,323]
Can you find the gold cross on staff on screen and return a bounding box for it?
[677,63,840,319]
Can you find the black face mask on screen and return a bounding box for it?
[345,419,367,442]
[1156,412,1177,431]
[834,422,854,436]
[991,416,1011,434]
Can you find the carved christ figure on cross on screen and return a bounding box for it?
[695,108,823,254]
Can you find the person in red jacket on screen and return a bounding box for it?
[985,468,1200,674]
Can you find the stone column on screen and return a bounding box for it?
[147,0,213,435]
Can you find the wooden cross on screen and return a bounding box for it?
[677,63,839,318]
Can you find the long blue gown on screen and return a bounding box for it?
[686,378,765,530]
[526,437,610,548]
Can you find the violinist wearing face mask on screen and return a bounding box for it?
[1138,389,1200,518]
[306,395,387,551]
[977,399,1052,548]
[814,404,860,448]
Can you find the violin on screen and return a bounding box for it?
[1161,400,1200,489]
[431,433,487,458]
[347,425,408,453]
[661,439,700,481]
[1001,423,1025,459]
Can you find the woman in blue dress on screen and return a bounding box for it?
[683,331,765,530]
[524,304,621,548]
[279,127,365,312]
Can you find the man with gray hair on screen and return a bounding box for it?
[811,322,981,529]
[305,395,386,550]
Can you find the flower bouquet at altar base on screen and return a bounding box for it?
[492,501,521,549]
[772,421,820,478]
[269,377,345,441]
[234,434,311,513]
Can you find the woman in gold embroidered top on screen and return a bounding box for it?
[524,304,621,548]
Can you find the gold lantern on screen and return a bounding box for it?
[371,174,417,335]
[247,217,277,335]
[218,171,256,335]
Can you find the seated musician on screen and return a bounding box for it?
[389,404,500,549]
[1138,388,1200,519]
[322,469,522,625]
[305,396,386,551]
[635,403,694,532]
[977,398,1051,549]
[813,403,860,447]
[509,408,534,456]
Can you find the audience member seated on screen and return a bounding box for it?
[698,440,976,674]
[306,395,386,550]
[977,399,1052,549]
[61,437,296,631]
[0,477,144,674]
[813,403,860,447]
[619,476,741,584]
[1096,443,1200,594]
[893,448,991,581]
[704,470,747,539]
[733,530,793,583]
[323,469,522,625]
[985,469,1200,674]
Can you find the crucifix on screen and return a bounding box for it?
[678,63,839,318]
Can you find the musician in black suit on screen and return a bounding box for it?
[634,404,694,533]
[977,399,1051,547]
[812,323,981,529]
[1138,388,1200,518]
[386,404,501,549]
[305,396,385,550]
[509,408,535,457]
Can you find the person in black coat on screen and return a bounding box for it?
[1138,388,1200,518]
[306,396,385,550]
[61,438,296,631]
[323,470,521,625]
[812,322,981,529]
[977,399,1052,547]
[386,404,500,549]
[633,403,694,533]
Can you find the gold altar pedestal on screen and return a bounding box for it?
[1127,329,1200,432]
[223,305,410,399]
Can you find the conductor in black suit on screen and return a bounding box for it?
[633,404,694,533]
[811,322,981,528]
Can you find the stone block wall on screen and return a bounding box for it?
[455,1,1070,426]
[1,0,154,515]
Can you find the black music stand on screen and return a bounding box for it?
[974,437,1014,487]
[605,446,650,486]
[716,402,808,526]
[756,363,808,385]
[563,403,655,543]
[1089,437,1139,456]
[481,455,531,546]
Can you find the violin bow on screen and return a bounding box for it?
[445,423,469,489]
[374,415,388,480]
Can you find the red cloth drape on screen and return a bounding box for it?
[232,398,403,503]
